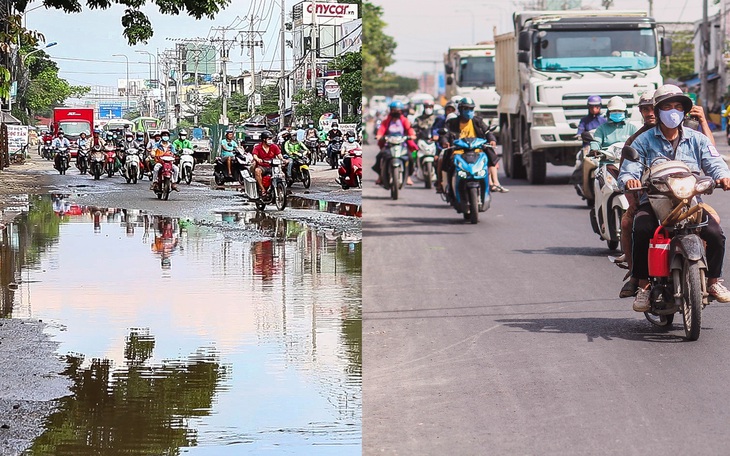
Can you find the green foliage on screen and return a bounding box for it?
[256,84,280,116]
[368,72,419,97]
[329,51,362,109]
[362,2,396,96]
[292,89,338,126]
[661,31,695,81]
[199,92,248,125]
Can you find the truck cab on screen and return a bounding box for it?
[444,45,500,128]
[496,11,667,184]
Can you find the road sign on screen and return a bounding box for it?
[99,104,123,119]
[324,80,341,99]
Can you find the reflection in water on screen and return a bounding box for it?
[288,197,363,218]
[28,329,226,456]
[6,194,361,454]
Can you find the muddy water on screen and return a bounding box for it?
[3,195,361,455]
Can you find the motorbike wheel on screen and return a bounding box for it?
[255,200,266,211]
[423,162,433,189]
[131,166,138,184]
[214,171,225,186]
[468,186,479,224]
[163,178,171,201]
[93,167,101,180]
[682,261,704,341]
[107,166,113,178]
[356,175,362,189]
[390,168,400,200]
[302,169,311,189]
[185,167,192,185]
[275,181,287,211]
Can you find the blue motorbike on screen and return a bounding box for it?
[446,137,491,224]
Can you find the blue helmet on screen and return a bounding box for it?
[389,100,404,110]
[587,95,602,106]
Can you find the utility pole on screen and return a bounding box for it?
[700,0,709,111]
[310,1,318,92]
[648,0,654,17]
[211,27,240,125]
[720,0,727,111]
[279,0,287,129]
[238,18,264,116]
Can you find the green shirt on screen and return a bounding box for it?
[172,139,192,155]
[284,140,309,156]
[590,120,638,151]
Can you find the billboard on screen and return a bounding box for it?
[293,2,359,26]
[99,103,123,119]
[340,19,361,54]
[182,44,217,76]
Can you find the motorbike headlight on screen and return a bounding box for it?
[457,170,468,178]
[695,179,713,194]
[667,176,695,199]
[475,169,487,177]
[532,112,556,127]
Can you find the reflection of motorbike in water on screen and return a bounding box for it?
[151,217,179,269]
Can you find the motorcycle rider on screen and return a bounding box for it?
[618,84,730,312]
[439,97,506,194]
[220,129,238,178]
[571,95,607,195]
[340,131,361,181]
[252,131,286,197]
[283,134,310,179]
[581,96,638,201]
[304,121,319,141]
[77,131,89,150]
[413,101,439,180]
[326,122,344,164]
[374,100,418,185]
[52,130,71,170]
[150,129,179,192]
[173,129,193,155]
[89,129,105,150]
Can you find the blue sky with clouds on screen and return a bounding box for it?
[371,0,720,77]
[26,0,296,87]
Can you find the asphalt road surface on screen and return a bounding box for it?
[363,143,730,455]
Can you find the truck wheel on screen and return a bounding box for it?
[526,151,546,185]
[501,129,513,177]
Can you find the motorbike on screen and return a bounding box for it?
[589,141,629,251]
[54,147,71,175]
[42,140,54,160]
[378,135,409,200]
[338,147,363,190]
[443,137,491,224]
[285,149,311,189]
[213,147,252,186]
[178,147,195,185]
[76,146,89,174]
[240,159,288,211]
[122,147,142,184]
[304,138,319,165]
[89,146,105,180]
[623,145,719,340]
[152,155,175,200]
[104,144,119,178]
[576,130,601,206]
[327,137,344,169]
[415,137,437,189]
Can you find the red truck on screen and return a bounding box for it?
[52,107,94,157]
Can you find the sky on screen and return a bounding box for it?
[25,0,298,87]
[370,0,721,77]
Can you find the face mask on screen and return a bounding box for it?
[266,139,274,145]
[308,125,313,128]
[461,109,474,120]
[126,137,133,142]
[391,112,401,118]
[180,136,186,140]
[348,137,355,143]
[609,112,625,123]
[659,109,684,129]
[162,136,169,142]
[424,108,433,115]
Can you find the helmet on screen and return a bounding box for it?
[423,100,434,107]
[161,130,170,136]
[389,100,404,110]
[458,97,475,110]
[638,90,655,108]
[136,131,144,138]
[125,130,134,137]
[587,95,602,106]
[653,84,692,112]
[225,129,234,135]
[332,122,339,128]
[79,131,87,136]
[260,130,274,141]
[153,131,161,138]
[93,129,100,134]
[606,96,627,112]
[345,131,355,138]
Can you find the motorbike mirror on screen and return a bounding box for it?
[580,131,595,143]
[621,145,640,162]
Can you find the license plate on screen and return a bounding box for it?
[250,133,260,139]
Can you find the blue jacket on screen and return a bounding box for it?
[618,126,730,201]
[577,114,607,145]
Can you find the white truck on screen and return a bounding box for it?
[444,44,500,127]
[495,10,669,184]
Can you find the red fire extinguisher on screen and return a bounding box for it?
[648,226,671,277]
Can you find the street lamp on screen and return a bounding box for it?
[24,41,57,62]
[112,54,130,116]
[136,50,156,117]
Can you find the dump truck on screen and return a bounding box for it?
[444,44,499,127]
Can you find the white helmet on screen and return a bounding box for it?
[638,90,655,108]
[606,96,627,112]
[652,84,692,112]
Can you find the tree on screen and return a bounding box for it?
[661,31,695,81]
[199,92,248,126]
[329,51,362,119]
[292,89,338,127]
[255,84,280,116]
[362,2,396,96]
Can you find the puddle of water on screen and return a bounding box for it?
[1,195,361,455]
[287,197,362,218]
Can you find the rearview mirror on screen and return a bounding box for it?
[580,131,595,143]
[446,76,454,85]
[444,64,453,75]
[518,31,531,52]
[622,145,640,162]
[661,37,672,57]
[518,51,530,65]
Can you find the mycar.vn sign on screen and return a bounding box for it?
[300,2,359,26]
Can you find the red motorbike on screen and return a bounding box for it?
[338,147,363,189]
[104,144,118,178]
[152,155,175,200]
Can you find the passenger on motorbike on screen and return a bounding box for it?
[439,97,506,194]
[283,135,310,177]
[581,96,638,200]
[146,131,161,153]
[77,132,89,150]
[373,100,418,185]
[220,129,238,178]
[252,131,286,196]
[618,84,730,312]
[151,130,179,191]
[571,95,607,193]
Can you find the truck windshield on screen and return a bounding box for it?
[533,28,657,72]
[458,56,495,87]
[59,121,90,137]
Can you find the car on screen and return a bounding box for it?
[241,121,269,150]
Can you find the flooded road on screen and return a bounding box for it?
[1,195,361,455]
